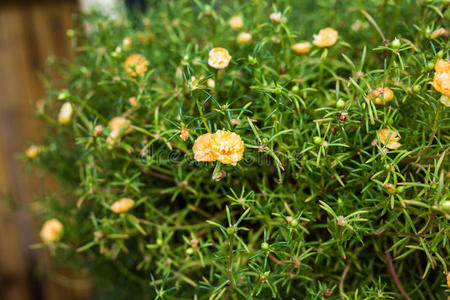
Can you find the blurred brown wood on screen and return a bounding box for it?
[0,1,90,300]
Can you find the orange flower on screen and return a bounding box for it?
[210,130,245,165]
[313,28,338,47]
[58,102,73,124]
[368,87,394,105]
[180,128,189,141]
[193,133,216,162]
[237,32,252,43]
[111,198,135,213]
[25,145,40,158]
[432,59,450,96]
[229,15,243,30]
[208,47,231,69]
[292,42,311,54]
[376,129,401,150]
[124,54,149,77]
[40,219,63,244]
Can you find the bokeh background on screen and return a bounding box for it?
[0,1,144,299]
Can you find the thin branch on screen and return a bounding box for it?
[339,264,350,300]
[385,251,412,300]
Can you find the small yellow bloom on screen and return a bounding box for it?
[58,102,73,124]
[376,129,401,150]
[447,273,450,288]
[210,130,245,165]
[122,37,132,50]
[40,219,63,244]
[237,32,252,43]
[107,117,131,145]
[25,145,40,158]
[111,198,135,213]
[313,28,338,47]
[193,133,216,162]
[291,42,311,54]
[208,47,231,69]
[229,15,243,30]
[432,59,450,96]
[270,12,281,24]
[124,54,149,77]
[180,127,189,141]
[368,87,394,105]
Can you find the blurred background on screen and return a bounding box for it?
[0,1,144,299]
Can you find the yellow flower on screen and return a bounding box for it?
[270,12,281,24]
[124,54,149,77]
[229,15,243,30]
[107,117,131,145]
[40,219,63,244]
[192,133,216,162]
[210,130,245,165]
[313,28,338,47]
[368,87,394,105]
[208,47,231,69]
[180,127,189,141]
[447,273,450,288]
[237,32,252,43]
[111,198,135,213]
[377,129,401,150]
[25,145,40,158]
[122,37,132,50]
[58,102,73,124]
[291,42,311,54]
[432,59,450,96]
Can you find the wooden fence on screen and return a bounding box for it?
[0,1,90,299]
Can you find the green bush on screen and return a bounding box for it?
[27,0,450,299]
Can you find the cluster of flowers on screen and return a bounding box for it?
[27,13,449,255]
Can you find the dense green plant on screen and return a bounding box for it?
[26,0,449,299]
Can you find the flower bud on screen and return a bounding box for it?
[390,38,401,49]
[228,15,244,30]
[270,12,281,24]
[261,242,269,250]
[237,32,252,44]
[337,216,347,226]
[111,198,135,214]
[180,127,189,141]
[58,102,73,124]
[25,145,40,158]
[40,219,63,244]
[313,136,323,145]
[336,99,345,109]
[94,125,103,137]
